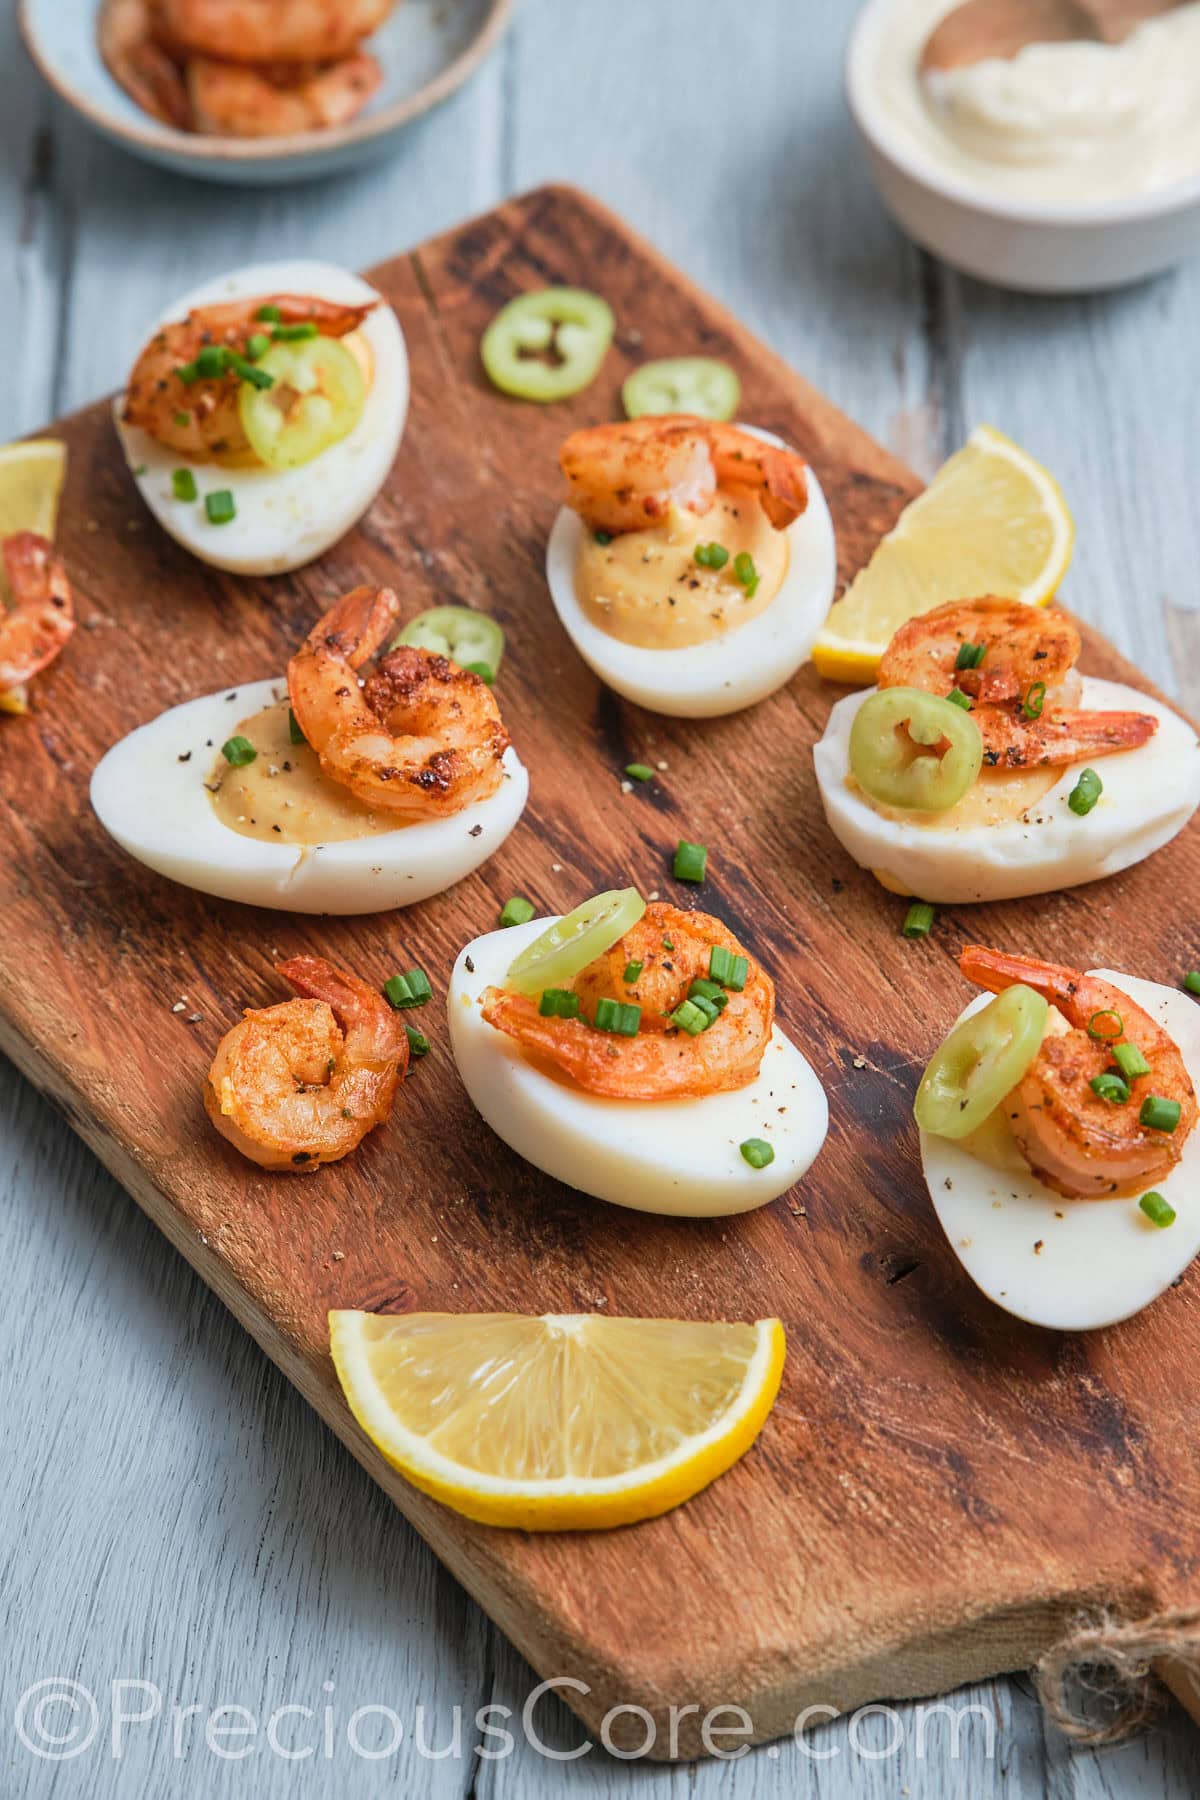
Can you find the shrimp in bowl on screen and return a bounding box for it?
[916,945,1200,1330]
[448,890,828,1216]
[814,595,1200,904]
[544,415,837,717]
[90,584,528,915]
[114,257,408,575]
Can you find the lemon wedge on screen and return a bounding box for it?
[813,425,1074,685]
[329,1309,785,1530]
[0,438,67,542]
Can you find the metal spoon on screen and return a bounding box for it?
[921,0,1187,74]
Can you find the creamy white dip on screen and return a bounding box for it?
[866,0,1200,205]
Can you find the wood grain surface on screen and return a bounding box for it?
[4,184,1200,1763]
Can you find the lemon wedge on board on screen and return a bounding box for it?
[329,1310,785,1531]
[0,438,67,542]
[813,425,1074,685]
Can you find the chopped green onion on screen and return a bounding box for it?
[1140,1095,1182,1133]
[903,902,935,939]
[273,321,319,342]
[221,735,256,767]
[176,360,201,385]
[1139,1191,1176,1228]
[1068,768,1103,816]
[256,304,283,323]
[624,763,655,782]
[463,661,495,684]
[688,976,728,1011]
[228,352,274,390]
[288,708,306,745]
[673,839,708,883]
[740,1138,775,1170]
[1184,972,1200,997]
[708,946,748,991]
[245,333,271,361]
[1087,1009,1123,1042]
[955,641,986,671]
[172,468,198,502]
[691,994,721,1028]
[623,960,644,984]
[1090,1072,1130,1105]
[205,490,236,526]
[384,969,432,1010]
[1113,1041,1151,1081]
[695,542,730,570]
[173,411,192,428]
[594,530,612,546]
[539,988,581,1019]
[946,688,972,710]
[1023,681,1046,720]
[195,344,229,380]
[733,550,759,597]
[662,936,674,951]
[404,1025,430,1059]
[671,999,711,1036]
[499,895,536,929]
[593,997,641,1036]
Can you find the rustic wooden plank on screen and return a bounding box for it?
[4,186,1200,1774]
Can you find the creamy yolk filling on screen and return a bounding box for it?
[208,699,397,845]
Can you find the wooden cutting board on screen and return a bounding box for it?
[3,185,1199,1760]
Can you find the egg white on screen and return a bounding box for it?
[90,678,529,915]
[814,676,1200,903]
[447,917,829,1217]
[114,259,409,576]
[544,429,837,718]
[922,972,1200,1331]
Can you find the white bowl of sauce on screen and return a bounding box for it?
[847,0,1200,292]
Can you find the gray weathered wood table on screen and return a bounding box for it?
[3,2,1199,1793]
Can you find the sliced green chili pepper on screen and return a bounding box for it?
[481,288,614,402]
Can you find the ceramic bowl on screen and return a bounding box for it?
[846,0,1200,294]
[20,0,514,186]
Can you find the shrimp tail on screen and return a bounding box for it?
[960,945,1080,1013]
[278,954,410,1070]
[305,584,401,672]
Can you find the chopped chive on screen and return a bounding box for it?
[662,937,674,951]
[404,1024,430,1059]
[623,960,644,983]
[708,946,748,991]
[463,661,495,684]
[256,304,283,323]
[733,550,757,588]
[205,489,236,526]
[673,839,707,883]
[903,901,935,939]
[245,332,271,361]
[593,997,641,1036]
[955,641,986,671]
[1087,1009,1123,1042]
[1184,971,1200,997]
[172,467,198,503]
[594,529,612,546]
[176,360,201,385]
[1140,1094,1182,1133]
[221,735,256,767]
[1113,1041,1151,1081]
[624,763,655,782]
[195,344,229,380]
[694,542,730,570]
[1139,1191,1176,1228]
[273,321,319,342]
[539,988,581,1019]
[173,411,192,428]
[1068,768,1103,816]
[499,895,536,928]
[384,970,431,1009]
[671,998,710,1036]
[690,994,721,1029]
[946,688,972,710]
[288,708,306,745]
[740,1138,775,1170]
[1023,680,1046,720]
[228,352,274,390]
[1090,1072,1130,1105]
[689,976,728,1011]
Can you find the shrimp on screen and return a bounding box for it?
[481,903,775,1100]
[878,597,1158,771]
[204,955,409,1172]
[160,0,395,64]
[98,0,193,129]
[186,52,382,137]
[287,586,510,820]
[0,534,74,693]
[560,415,809,537]
[961,945,1198,1200]
[123,293,376,460]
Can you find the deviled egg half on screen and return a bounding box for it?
[545,416,836,717]
[815,598,1200,903]
[91,591,528,915]
[448,890,828,1216]
[115,258,408,576]
[916,946,1200,1330]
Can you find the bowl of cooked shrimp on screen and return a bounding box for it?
[20,0,515,184]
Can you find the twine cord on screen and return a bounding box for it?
[1036,1609,1200,1747]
